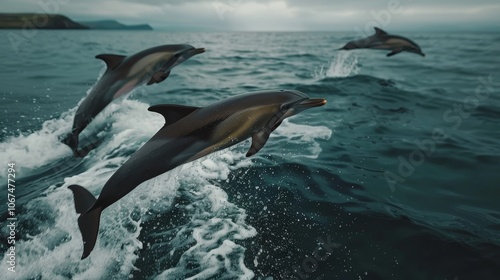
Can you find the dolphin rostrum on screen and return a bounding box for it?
[68,90,326,259]
[61,44,205,156]
[339,27,425,57]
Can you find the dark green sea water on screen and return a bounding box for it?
[1,30,500,279]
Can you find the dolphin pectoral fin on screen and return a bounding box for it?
[146,71,171,85]
[95,54,126,71]
[387,49,402,57]
[374,27,388,36]
[146,73,159,85]
[246,119,284,157]
[148,104,200,126]
[68,184,102,259]
[160,71,171,82]
[246,130,272,157]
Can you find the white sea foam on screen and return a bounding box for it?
[270,119,332,159]
[155,183,257,280]
[0,67,109,177]
[0,116,72,176]
[314,51,360,79]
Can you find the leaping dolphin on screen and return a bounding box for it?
[68,90,327,259]
[338,27,425,57]
[61,44,205,156]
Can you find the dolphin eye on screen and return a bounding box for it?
[281,103,291,110]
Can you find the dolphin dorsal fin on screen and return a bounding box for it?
[374,27,388,36]
[95,54,126,70]
[148,104,199,127]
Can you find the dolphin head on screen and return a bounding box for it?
[139,44,205,73]
[279,91,327,121]
[395,38,425,57]
[403,44,425,57]
[154,44,205,57]
[230,90,326,157]
[177,45,206,59]
[134,44,204,85]
[245,90,327,130]
[160,44,205,70]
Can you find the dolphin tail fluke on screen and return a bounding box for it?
[61,132,80,156]
[68,184,102,259]
[77,138,104,158]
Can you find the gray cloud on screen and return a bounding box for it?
[2,0,500,31]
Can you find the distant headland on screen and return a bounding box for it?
[0,13,153,30]
[78,20,153,30]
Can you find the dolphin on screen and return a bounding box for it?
[68,89,326,259]
[338,27,425,57]
[61,44,205,156]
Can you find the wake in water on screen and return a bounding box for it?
[313,51,360,79]
[0,66,110,176]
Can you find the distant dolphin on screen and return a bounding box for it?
[338,27,425,57]
[68,90,326,259]
[61,44,205,156]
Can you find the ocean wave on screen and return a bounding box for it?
[313,51,359,79]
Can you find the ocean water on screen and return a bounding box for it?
[0,30,499,280]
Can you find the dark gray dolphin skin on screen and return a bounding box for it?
[339,27,425,57]
[68,90,326,259]
[61,44,205,156]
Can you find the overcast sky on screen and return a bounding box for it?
[3,0,500,31]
